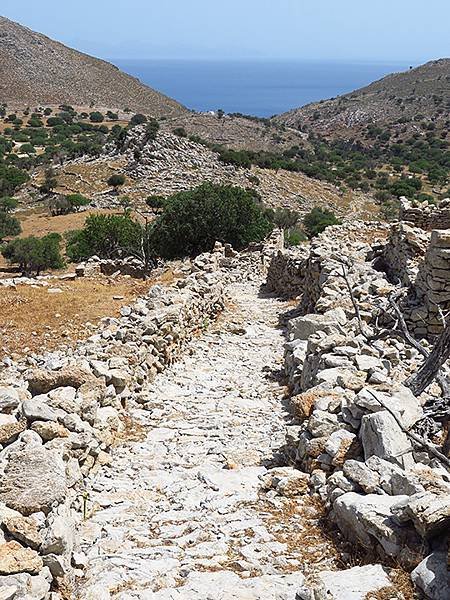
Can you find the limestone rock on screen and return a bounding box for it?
[21,397,58,423]
[333,492,411,557]
[3,516,43,550]
[25,367,92,395]
[309,564,393,600]
[0,541,42,575]
[0,416,26,446]
[360,411,414,469]
[31,421,69,441]
[0,446,67,516]
[400,492,450,538]
[0,388,20,412]
[411,552,450,600]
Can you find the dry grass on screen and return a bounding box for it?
[0,276,152,359]
[256,495,343,575]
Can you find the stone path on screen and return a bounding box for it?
[77,281,337,599]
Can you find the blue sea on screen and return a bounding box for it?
[112,59,411,117]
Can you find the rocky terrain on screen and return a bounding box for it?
[49,126,373,218]
[274,59,450,142]
[0,209,450,598]
[0,17,186,117]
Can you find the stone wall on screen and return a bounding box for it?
[412,229,450,336]
[382,222,430,287]
[267,223,450,596]
[0,251,229,596]
[399,196,450,231]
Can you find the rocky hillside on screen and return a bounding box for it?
[48,126,375,218]
[0,16,186,117]
[274,59,450,140]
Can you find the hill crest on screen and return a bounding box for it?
[0,16,186,117]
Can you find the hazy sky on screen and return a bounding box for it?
[2,0,449,62]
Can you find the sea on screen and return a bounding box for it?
[112,59,412,118]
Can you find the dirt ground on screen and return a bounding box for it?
[0,270,175,360]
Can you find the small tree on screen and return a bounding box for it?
[66,213,141,261]
[0,211,21,241]
[89,111,104,123]
[40,169,58,195]
[66,193,90,211]
[150,182,273,259]
[107,174,126,194]
[2,233,64,275]
[130,113,147,127]
[303,207,341,238]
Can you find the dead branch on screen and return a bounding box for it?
[406,321,450,397]
[337,264,370,340]
[366,390,450,471]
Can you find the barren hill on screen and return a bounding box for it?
[0,16,186,117]
[274,59,450,139]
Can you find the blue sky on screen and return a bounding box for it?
[2,0,449,62]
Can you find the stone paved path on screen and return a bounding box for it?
[78,281,335,599]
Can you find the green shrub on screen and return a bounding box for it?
[150,182,273,259]
[130,114,147,126]
[285,228,308,246]
[0,211,21,241]
[107,174,126,192]
[66,213,142,261]
[173,127,187,138]
[303,207,341,238]
[2,233,64,275]
[89,112,104,123]
[146,195,166,210]
[0,164,29,195]
[0,196,18,212]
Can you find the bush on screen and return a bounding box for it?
[145,118,160,141]
[66,213,142,261]
[0,164,29,195]
[130,113,147,126]
[303,207,341,238]
[107,174,126,192]
[146,195,166,210]
[150,182,273,259]
[285,228,308,246]
[2,233,64,275]
[89,112,104,123]
[0,211,21,241]
[0,196,18,213]
[173,127,187,138]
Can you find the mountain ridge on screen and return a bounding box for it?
[273,58,450,139]
[0,16,186,117]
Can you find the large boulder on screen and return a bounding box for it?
[0,447,67,516]
[333,492,413,558]
[360,411,414,469]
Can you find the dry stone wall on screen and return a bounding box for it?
[399,196,450,231]
[0,246,262,598]
[268,223,450,599]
